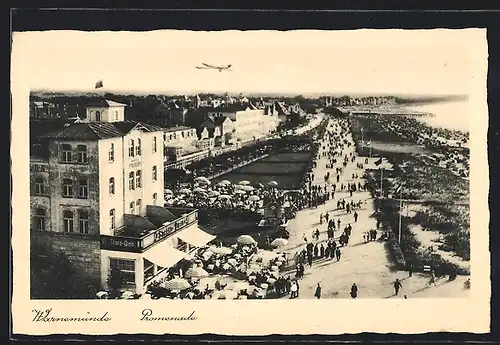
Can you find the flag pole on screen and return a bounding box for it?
[380,166,383,198]
[398,184,403,243]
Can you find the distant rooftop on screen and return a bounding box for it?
[164,126,193,133]
[86,98,127,108]
[40,121,164,141]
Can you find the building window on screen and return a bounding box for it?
[128,172,135,190]
[79,210,89,234]
[61,144,72,163]
[129,139,135,157]
[109,209,115,230]
[95,111,101,122]
[153,192,157,205]
[129,201,135,215]
[62,178,73,198]
[115,111,118,121]
[136,170,142,188]
[35,207,46,231]
[109,177,115,195]
[153,137,157,153]
[109,143,115,162]
[152,166,157,181]
[109,258,136,287]
[78,178,88,198]
[136,138,142,156]
[136,199,141,214]
[35,176,45,195]
[63,210,74,232]
[77,145,88,163]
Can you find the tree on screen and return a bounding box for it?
[30,242,96,299]
[107,265,125,293]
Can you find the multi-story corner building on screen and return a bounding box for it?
[30,99,215,295]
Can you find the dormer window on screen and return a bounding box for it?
[95,111,101,122]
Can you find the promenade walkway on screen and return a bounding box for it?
[281,117,469,299]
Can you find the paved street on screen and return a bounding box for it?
[281,117,469,299]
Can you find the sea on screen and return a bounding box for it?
[405,100,470,133]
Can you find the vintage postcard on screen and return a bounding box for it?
[11,28,490,335]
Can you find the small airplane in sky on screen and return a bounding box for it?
[195,63,233,72]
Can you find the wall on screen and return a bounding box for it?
[86,106,125,122]
[98,137,124,235]
[30,160,51,230]
[47,140,100,235]
[122,128,165,216]
[31,231,101,287]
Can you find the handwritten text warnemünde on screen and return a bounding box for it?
[141,309,197,321]
[32,309,111,322]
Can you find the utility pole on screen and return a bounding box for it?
[398,184,403,243]
[380,167,383,198]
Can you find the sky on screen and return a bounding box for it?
[11,29,485,97]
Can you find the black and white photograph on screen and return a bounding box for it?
[11,27,490,335]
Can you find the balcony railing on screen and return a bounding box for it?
[100,209,198,253]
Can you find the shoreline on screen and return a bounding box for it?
[349,112,470,275]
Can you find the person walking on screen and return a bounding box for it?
[350,283,358,299]
[353,211,358,223]
[290,281,298,299]
[429,270,437,286]
[314,283,322,299]
[393,279,403,295]
[407,264,413,278]
[335,247,341,261]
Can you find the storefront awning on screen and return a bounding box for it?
[143,241,187,268]
[177,226,216,248]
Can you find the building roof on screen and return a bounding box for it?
[207,103,252,113]
[86,98,127,108]
[164,126,193,133]
[40,121,164,141]
[275,101,290,115]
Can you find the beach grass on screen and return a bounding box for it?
[351,112,470,274]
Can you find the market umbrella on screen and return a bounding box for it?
[234,189,247,195]
[179,188,192,194]
[209,190,221,197]
[268,181,279,187]
[193,187,207,193]
[241,185,255,191]
[237,235,257,245]
[218,194,232,200]
[210,246,233,255]
[239,180,251,186]
[121,291,134,299]
[228,281,250,291]
[257,183,265,188]
[212,289,238,300]
[184,266,209,279]
[164,278,191,291]
[233,184,245,190]
[164,189,174,195]
[219,180,231,186]
[271,238,289,248]
[195,176,210,183]
[248,195,260,202]
[96,291,108,299]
